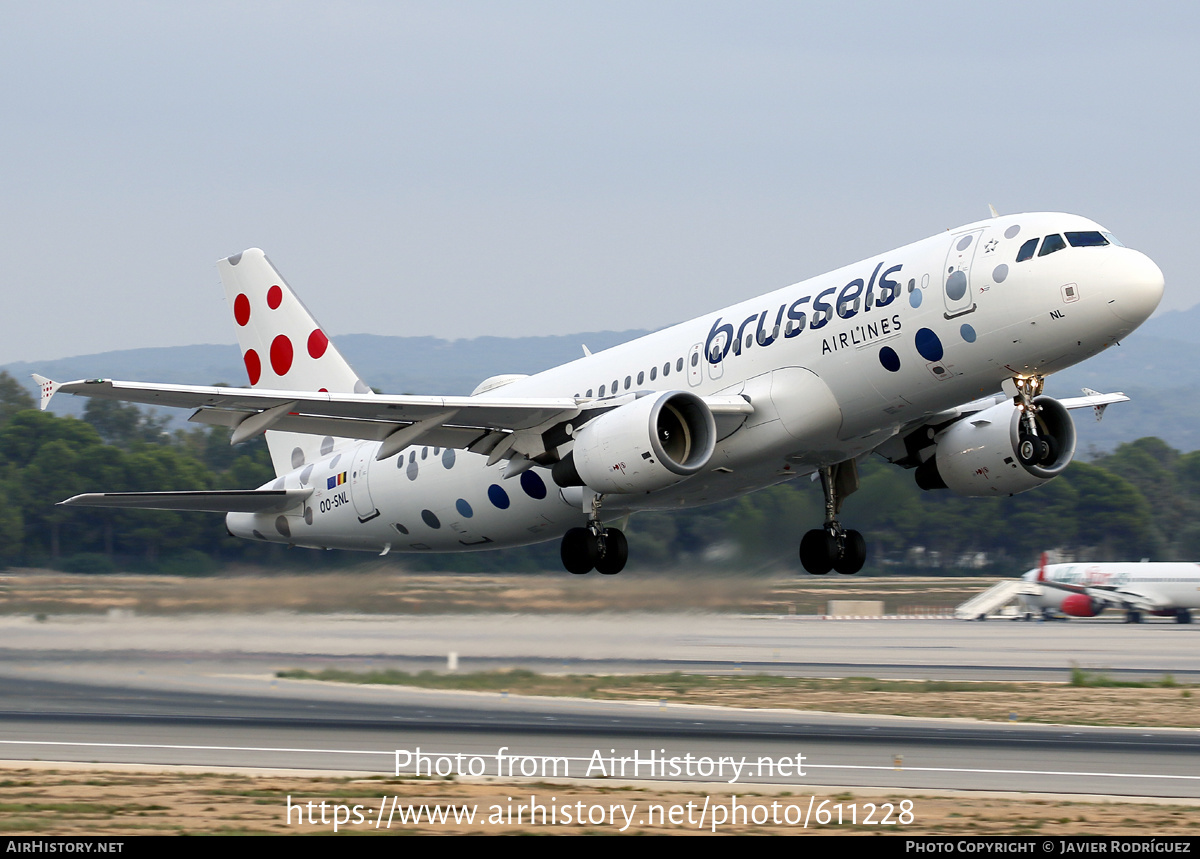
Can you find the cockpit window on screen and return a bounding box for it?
[1102,231,1125,247]
[1016,238,1038,262]
[1038,234,1066,257]
[1065,231,1109,248]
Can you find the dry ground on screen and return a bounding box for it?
[0,568,988,616]
[1,766,1198,836]
[2,570,1195,836]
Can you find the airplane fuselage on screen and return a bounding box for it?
[1020,562,1200,619]
[227,212,1163,555]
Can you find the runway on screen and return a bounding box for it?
[1,613,1197,797]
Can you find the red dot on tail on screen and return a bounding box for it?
[319,388,328,393]
[234,294,251,326]
[267,285,283,309]
[308,328,329,359]
[270,334,293,376]
[244,349,262,385]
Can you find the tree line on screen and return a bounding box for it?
[0,371,1185,575]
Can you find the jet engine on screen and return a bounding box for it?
[1060,593,1100,618]
[915,396,1076,497]
[552,391,716,494]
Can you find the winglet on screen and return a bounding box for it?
[1081,387,1110,422]
[31,374,60,410]
[1037,551,1048,583]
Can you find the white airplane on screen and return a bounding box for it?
[35,212,1163,575]
[1020,557,1200,623]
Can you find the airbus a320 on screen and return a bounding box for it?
[37,211,1164,575]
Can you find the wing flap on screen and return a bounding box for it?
[58,489,313,514]
[188,408,488,449]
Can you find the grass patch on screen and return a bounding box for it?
[1068,665,1179,688]
[275,667,1200,727]
[276,668,1032,697]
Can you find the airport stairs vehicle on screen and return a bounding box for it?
[954,580,1038,620]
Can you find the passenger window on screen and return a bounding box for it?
[599,384,606,396]
[637,371,644,385]
[624,375,631,389]
[663,362,670,376]
[1038,234,1066,256]
[676,358,684,372]
[690,352,698,367]
[649,367,657,381]
[1065,231,1109,248]
[1016,238,1038,262]
[586,389,593,397]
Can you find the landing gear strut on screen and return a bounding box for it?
[560,494,628,575]
[1010,375,1058,467]
[799,461,866,575]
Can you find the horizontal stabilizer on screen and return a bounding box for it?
[58,489,312,513]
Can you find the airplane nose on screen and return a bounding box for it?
[1108,251,1165,325]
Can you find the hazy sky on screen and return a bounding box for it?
[1,1,1194,365]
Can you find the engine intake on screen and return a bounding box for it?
[920,396,1076,497]
[1060,593,1099,618]
[553,391,716,494]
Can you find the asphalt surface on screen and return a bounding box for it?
[1,613,1197,796]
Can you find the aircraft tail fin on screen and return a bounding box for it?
[218,249,371,476]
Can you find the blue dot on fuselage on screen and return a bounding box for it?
[915,328,944,362]
[488,484,510,509]
[520,470,548,500]
[456,498,473,518]
[960,323,977,343]
[879,346,901,372]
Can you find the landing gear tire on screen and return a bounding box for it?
[800,529,867,575]
[1124,610,1143,624]
[595,528,628,575]
[833,529,866,575]
[1018,433,1050,466]
[1177,609,1193,624]
[561,527,598,575]
[800,530,837,575]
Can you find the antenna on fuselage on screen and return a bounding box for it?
[988,204,1000,218]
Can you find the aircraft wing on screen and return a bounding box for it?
[35,376,753,462]
[58,489,312,513]
[909,388,1129,430]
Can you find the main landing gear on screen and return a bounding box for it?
[799,461,866,575]
[560,494,628,575]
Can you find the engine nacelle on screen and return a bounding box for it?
[922,396,1077,497]
[1060,593,1100,618]
[555,391,716,494]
